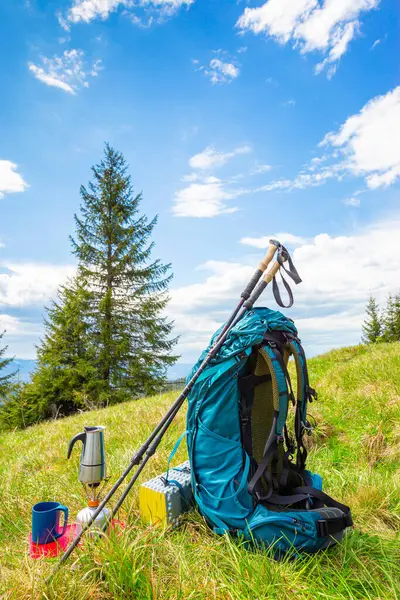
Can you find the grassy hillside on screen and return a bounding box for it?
[1,343,399,600]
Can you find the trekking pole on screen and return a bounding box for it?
[104,257,293,527]
[46,240,281,581]
[215,239,280,339]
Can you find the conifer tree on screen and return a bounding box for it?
[362,296,382,344]
[9,144,178,424]
[1,279,98,428]
[70,144,177,403]
[31,279,98,412]
[0,331,15,399]
[382,293,400,342]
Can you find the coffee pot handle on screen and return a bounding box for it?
[67,431,86,459]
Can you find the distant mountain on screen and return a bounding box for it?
[167,363,192,381]
[2,358,192,384]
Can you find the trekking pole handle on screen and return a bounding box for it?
[264,260,282,284]
[243,259,284,309]
[241,239,280,300]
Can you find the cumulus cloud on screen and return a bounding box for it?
[0,161,28,199]
[174,145,252,217]
[28,49,102,94]
[0,314,42,359]
[62,0,193,26]
[237,0,380,76]
[321,86,400,188]
[0,262,75,307]
[167,217,400,361]
[0,262,76,359]
[203,58,240,85]
[194,49,241,85]
[189,145,251,170]
[258,86,400,192]
[172,177,243,218]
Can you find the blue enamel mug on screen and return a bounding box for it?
[32,501,68,544]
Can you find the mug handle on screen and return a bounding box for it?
[55,505,69,539]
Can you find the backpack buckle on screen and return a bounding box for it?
[301,420,313,436]
[316,519,329,538]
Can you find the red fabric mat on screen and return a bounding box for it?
[29,520,126,558]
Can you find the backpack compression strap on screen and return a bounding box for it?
[264,486,353,538]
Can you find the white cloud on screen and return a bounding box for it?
[321,86,400,188]
[0,315,42,359]
[237,0,380,76]
[0,262,76,359]
[189,145,251,170]
[28,49,102,94]
[258,86,400,192]
[240,233,307,248]
[282,99,296,107]
[63,0,193,26]
[168,217,400,362]
[371,38,381,50]
[203,58,240,85]
[343,196,361,207]
[0,161,28,199]
[0,263,75,307]
[255,163,342,192]
[174,144,252,217]
[172,177,242,218]
[195,49,241,85]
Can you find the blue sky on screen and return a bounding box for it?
[1,0,399,373]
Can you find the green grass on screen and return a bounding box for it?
[1,343,400,599]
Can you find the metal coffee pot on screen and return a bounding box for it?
[67,426,106,485]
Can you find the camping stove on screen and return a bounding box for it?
[67,426,110,536]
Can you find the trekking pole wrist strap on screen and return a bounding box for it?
[241,240,279,300]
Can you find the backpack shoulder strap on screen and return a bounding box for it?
[287,339,317,423]
[245,341,292,499]
[286,338,317,471]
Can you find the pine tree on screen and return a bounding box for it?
[2,279,98,428]
[0,331,15,399]
[382,293,400,342]
[70,144,178,403]
[362,296,382,344]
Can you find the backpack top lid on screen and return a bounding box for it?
[190,307,298,373]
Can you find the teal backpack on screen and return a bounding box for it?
[186,307,353,554]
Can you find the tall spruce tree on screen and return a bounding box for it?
[70,144,178,404]
[0,331,15,399]
[362,296,382,343]
[382,293,400,342]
